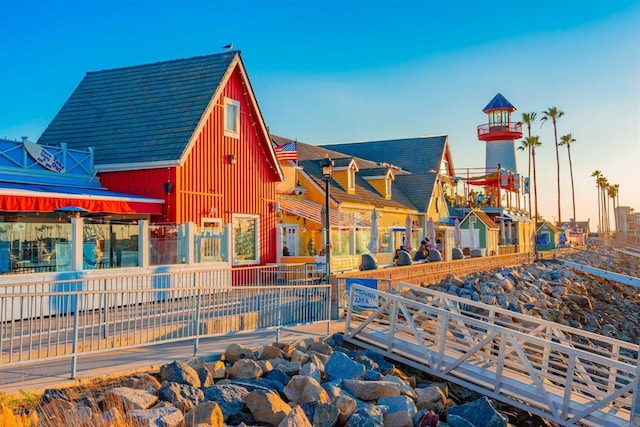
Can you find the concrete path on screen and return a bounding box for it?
[0,321,345,395]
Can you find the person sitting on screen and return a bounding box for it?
[413,241,428,262]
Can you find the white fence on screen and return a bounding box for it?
[1,264,331,377]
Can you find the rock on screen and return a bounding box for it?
[159,360,202,388]
[278,405,312,427]
[92,407,124,427]
[446,396,508,427]
[345,405,385,427]
[229,358,263,379]
[157,382,204,413]
[415,385,447,413]
[245,389,292,426]
[264,368,291,385]
[341,379,401,401]
[184,401,224,427]
[201,384,249,420]
[224,343,254,363]
[284,374,331,404]
[259,344,285,360]
[104,387,158,411]
[378,394,417,416]
[300,362,322,383]
[127,406,184,427]
[309,402,339,427]
[307,340,333,355]
[333,394,357,425]
[205,360,227,379]
[325,351,366,381]
[195,365,214,387]
[132,374,162,393]
[40,388,71,404]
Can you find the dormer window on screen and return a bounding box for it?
[348,164,356,192]
[224,97,240,138]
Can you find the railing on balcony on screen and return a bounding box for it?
[477,121,523,138]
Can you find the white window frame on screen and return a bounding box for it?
[232,214,260,265]
[385,176,392,197]
[224,97,240,138]
[348,164,356,191]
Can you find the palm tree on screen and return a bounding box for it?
[597,176,609,234]
[591,170,602,233]
[559,134,577,223]
[523,135,542,255]
[609,183,619,233]
[541,107,564,225]
[521,112,537,218]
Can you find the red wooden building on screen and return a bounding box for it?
[38,51,284,265]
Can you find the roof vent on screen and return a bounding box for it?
[21,136,28,142]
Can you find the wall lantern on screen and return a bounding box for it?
[164,181,173,194]
[229,154,236,165]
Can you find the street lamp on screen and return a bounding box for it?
[321,157,334,284]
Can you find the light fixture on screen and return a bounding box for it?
[164,181,173,194]
[321,156,334,284]
[229,154,236,165]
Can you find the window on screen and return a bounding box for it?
[385,176,392,198]
[224,97,240,138]
[233,214,259,264]
[348,165,356,191]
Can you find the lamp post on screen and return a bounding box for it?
[321,157,333,284]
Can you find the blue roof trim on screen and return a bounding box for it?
[483,93,515,112]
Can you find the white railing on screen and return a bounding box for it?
[344,283,638,427]
[1,264,331,377]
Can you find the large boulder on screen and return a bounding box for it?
[244,389,292,426]
[159,360,202,388]
[183,401,224,427]
[325,351,365,381]
[201,384,249,420]
[446,396,508,427]
[284,375,330,405]
[341,379,401,401]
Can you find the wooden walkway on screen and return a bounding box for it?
[344,282,639,427]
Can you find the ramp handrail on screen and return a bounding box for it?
[344,284,638,427]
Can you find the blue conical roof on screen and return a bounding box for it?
[483,93,516,112]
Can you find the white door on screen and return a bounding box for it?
[279,225,299,256]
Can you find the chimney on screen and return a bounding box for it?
[21,136,28,142]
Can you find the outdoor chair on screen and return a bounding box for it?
[428,249,442,262]
[394,250,412,267]
[452,247,464,260]
[359,253,378,271]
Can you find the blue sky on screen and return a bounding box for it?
[1,0,639,228]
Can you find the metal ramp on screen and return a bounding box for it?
[344,282,639,427]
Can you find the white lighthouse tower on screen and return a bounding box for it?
[477,93,522,173]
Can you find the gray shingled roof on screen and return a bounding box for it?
[320,136,448,176]
[38,52,238,165]
[319,136,449,209]
[273,136,418,211]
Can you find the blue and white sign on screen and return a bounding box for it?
[346,278,379,310]
[24,140,66,173]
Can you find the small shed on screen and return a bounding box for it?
[459,209,500,256]
[536,221,561,251]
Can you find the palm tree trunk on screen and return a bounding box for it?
[532,149,539,256]
[553,120,561,224]
[567,145,576,222]
[528,145,532,218]
[596,184,601,233]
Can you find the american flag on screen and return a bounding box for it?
[274,141,297,162]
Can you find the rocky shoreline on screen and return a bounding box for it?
[10,248,639,427]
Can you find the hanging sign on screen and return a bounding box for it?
[23,140,66,173]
